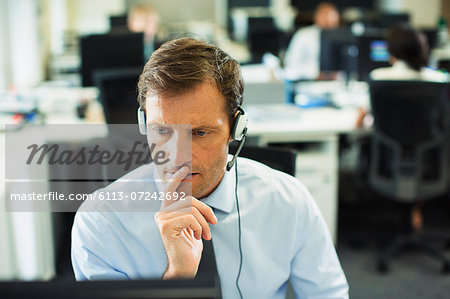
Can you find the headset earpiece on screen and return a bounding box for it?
[227,106,248,171]
[231,107,248,141]
[137,107,147,135]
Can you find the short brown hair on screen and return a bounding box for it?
[137,37,244,123]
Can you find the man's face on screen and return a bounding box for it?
[315,7,340,29]
[145,81,231,199]
[128,14,159,39]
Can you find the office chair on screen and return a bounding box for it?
[92,67,142,124]
[229,143,296,176]
[367,80,450,274]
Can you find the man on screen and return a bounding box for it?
[127,4,160,59]
[284,2,340,80]
[72,37,349,298]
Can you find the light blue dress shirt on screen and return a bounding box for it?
[72,157,349,298]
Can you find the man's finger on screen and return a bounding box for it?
[165,166,189,193]
[190,206,212,240]
[165,214,203,240]
[192,200,218,225]
[162,166,189,208]
[161,195,193,212]
[157,206,212,240]
[162,196,217,225]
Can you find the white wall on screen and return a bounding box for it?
[49,0,68,55]
[0,134,16,279]
[68,0,126,34]
[127,0,216,25]
[7,0,44,89]
[0,212,16,279]
[404,0,441,28]
[378,0,442,28]
[0,0,12,90]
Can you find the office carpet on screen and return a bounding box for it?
[337,242,450,299]
[336,170,450,299]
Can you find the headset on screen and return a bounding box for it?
[227,106,248,171]
[137,107,147,135]
[137,105,247,299]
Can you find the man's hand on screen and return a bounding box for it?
[154,166,217,279]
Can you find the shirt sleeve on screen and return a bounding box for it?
[289,186,349,298]
[284,28,320,80]
[71,211,129,280]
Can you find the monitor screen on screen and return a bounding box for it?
[369,40,389,62]
[319,28,357,75]
[80,32,145,87]
[291,0,375,11]
[228,0,269,7]
[375,13,410,28]
[357,31,391,81]
[421,28,438,51]
[110,15,128,29]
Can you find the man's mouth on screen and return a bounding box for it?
[165,171,199,181]
[181,172,199,181]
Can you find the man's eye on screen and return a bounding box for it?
[194,130,207,137]
[155,128,170,135]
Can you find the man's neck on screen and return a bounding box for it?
[196,168,227,200]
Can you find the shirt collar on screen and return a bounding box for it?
[199,165,236,214]
[392,60,411,70]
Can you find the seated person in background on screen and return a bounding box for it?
[71,37,349,299]
[370,23,448,82]
[128,4,160,59]
[284,2,340,80]
[357,23,448,127]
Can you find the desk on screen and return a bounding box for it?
[245,103,365,243]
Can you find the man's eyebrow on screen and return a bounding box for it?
[191,124,221,130]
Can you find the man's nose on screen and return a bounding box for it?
[168,131,192,168]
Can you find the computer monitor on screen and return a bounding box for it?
[421,28,438,51]
[0,275,221,299]
[356,30,391,81]
[110,15,128,29]
[228,0,269,7]
[80,32,145,87]
[291,0,376,11]
[319,28,358,77]
[374,12,410,28]
[247,17,282,63]
[437,59,450,73]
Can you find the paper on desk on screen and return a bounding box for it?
[246,105,302,122]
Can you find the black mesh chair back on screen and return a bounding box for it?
[370,80,449,149]
[229,143,296,176]
[93,67,142,125]
[368,80,450,201]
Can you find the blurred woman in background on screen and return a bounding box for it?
[370,23,448,82]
